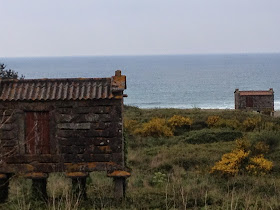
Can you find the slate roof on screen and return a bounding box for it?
[0,71,126,101]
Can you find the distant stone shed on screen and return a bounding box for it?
[0,70,129,201]
[234,88,274,115]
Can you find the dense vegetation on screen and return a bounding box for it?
[0,63,24,79]
[1,107,280,209]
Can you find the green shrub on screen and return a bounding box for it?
[207,115,241,130]
[184,129,243,144]
[191,119,208,130]
[249,131,280,149]
[151,172,167,186]
[216,118,241,130]
[261,122,276,131]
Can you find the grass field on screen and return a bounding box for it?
[1,106,280,209]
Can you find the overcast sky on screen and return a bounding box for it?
[1,0,280,57]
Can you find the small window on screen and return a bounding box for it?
[25,112,50,154]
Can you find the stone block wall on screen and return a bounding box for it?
[238,95,274,111]
[0,99,125,175]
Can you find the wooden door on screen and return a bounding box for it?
[246,96,253,107]
[25,112,50,154]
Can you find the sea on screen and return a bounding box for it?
[1,53,280,110]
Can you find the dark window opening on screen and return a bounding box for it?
[25,112,50,154]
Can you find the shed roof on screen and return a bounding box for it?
[239,91,273,96]
[0,70,126,101]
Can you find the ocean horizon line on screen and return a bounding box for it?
[1,52,280,59]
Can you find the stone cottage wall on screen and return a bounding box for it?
[237,95,274,111]
[0,99,124,174]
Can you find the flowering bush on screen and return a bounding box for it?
[207,116,241,130]
[134,118,173,137]
[210,148,250,175]
[236,137,251,150]
[253,141,270,155]
[168,115,193,129]
[242,116,262,131]
[211,138,273,176]
[218,119,241,130]
[206,116,220,127]
[124,118,140,134]
[246,155,273,175]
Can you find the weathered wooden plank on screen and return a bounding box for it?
[25,112,50,154]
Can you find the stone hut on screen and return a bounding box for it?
[234,88,274,115]
[0,70,130,201]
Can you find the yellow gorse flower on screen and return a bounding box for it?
[211,138,273,176]
[134,117,173,137]
[247,155,273,175]
[211,149,250,175]
[206,116,220,127]
[168,115,193,129]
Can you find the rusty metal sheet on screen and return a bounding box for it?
[25,112,50,154]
